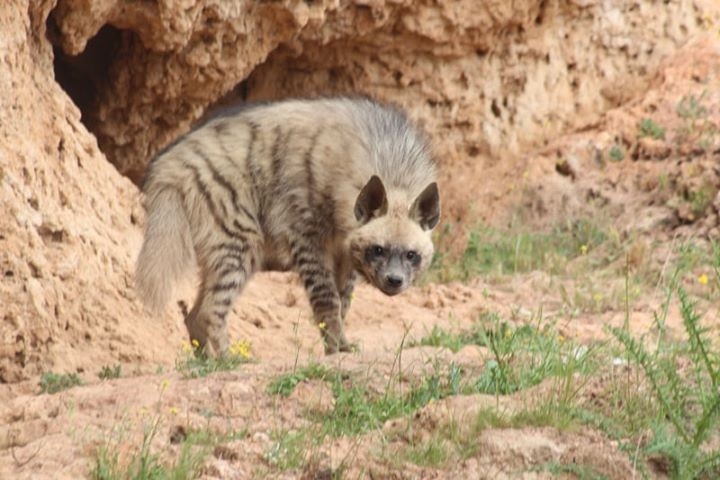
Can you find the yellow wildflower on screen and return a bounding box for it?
[191,339,200,348]
[699,274,709,285]
[181,341,192,353]
[318,322,327,331]
[580,245,588,255]
[161,379,169,391]
[230,340,251,359]
[169,406,179,416]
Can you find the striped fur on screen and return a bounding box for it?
[135,97,440,355]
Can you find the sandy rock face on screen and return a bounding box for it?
[0,0,179,382]
[49,0,349,181]
[515,35,720,238]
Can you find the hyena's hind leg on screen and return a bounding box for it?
[290,238,351,354]
[186,241,257,357]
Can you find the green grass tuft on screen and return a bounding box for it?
[608,144,624,162]
[609,284,720,479]
[267,363,332,397]
[175,349,250,379]
[39,372,82,394]
[98,364,122,380]
[427,219,608,282]
[638,118,666,140]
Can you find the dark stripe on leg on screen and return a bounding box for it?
[311,297,338,311]
[212,280,241,292]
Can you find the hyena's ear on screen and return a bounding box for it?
[355,175,388,223]
[410,182,440,230]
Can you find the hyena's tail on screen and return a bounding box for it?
[135,187,195,314]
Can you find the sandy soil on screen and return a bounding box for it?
[1,266,715,479]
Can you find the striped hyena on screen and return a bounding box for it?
[135,97,440,355]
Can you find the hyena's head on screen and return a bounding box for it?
[348,175,440,296]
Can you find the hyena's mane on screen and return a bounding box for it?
[349,99,437,197]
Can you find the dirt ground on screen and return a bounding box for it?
[0,275,649,479]
[3,1,720,478]
[2,266,716,479]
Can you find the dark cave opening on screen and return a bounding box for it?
[49,23,122,136]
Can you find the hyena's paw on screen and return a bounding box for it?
[325,343,360,355]
[340,341,360,354]
[321,330,355,355]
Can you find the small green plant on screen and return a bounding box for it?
[474,317,598,396]
[317,367,456,437]
[403,435,449,467]
[92,423,214,480]
[408,324,469,353]
[98,364,122,380]
[267,363,332,397]
[674,92,719,152]
[686,184,715,217]
[176,339,252,378]
[39,372,82,394]
[609,286,720,478]
[396,403,582,470]
[638,118,666,140]
[92,415,164,480]
[269,361,467,437]
[410,313,598,398]
[535,461,609,479]
[92,375,235,480]
[608,144,624,162]
[676,93,708,121]
[265,429,315,470]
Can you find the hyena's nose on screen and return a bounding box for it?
[386,274,403,287]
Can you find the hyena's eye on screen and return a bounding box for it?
[406,251,421,266]
[364,245,385,263]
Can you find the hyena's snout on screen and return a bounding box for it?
[385,273,403,288]
[379,261,410,296]
[381,273,406,296]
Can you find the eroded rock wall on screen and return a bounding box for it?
[0,0,180,382]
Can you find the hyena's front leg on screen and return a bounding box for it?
[291,239,350,354]
[186,241,255,357]
[339,272,357,321]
